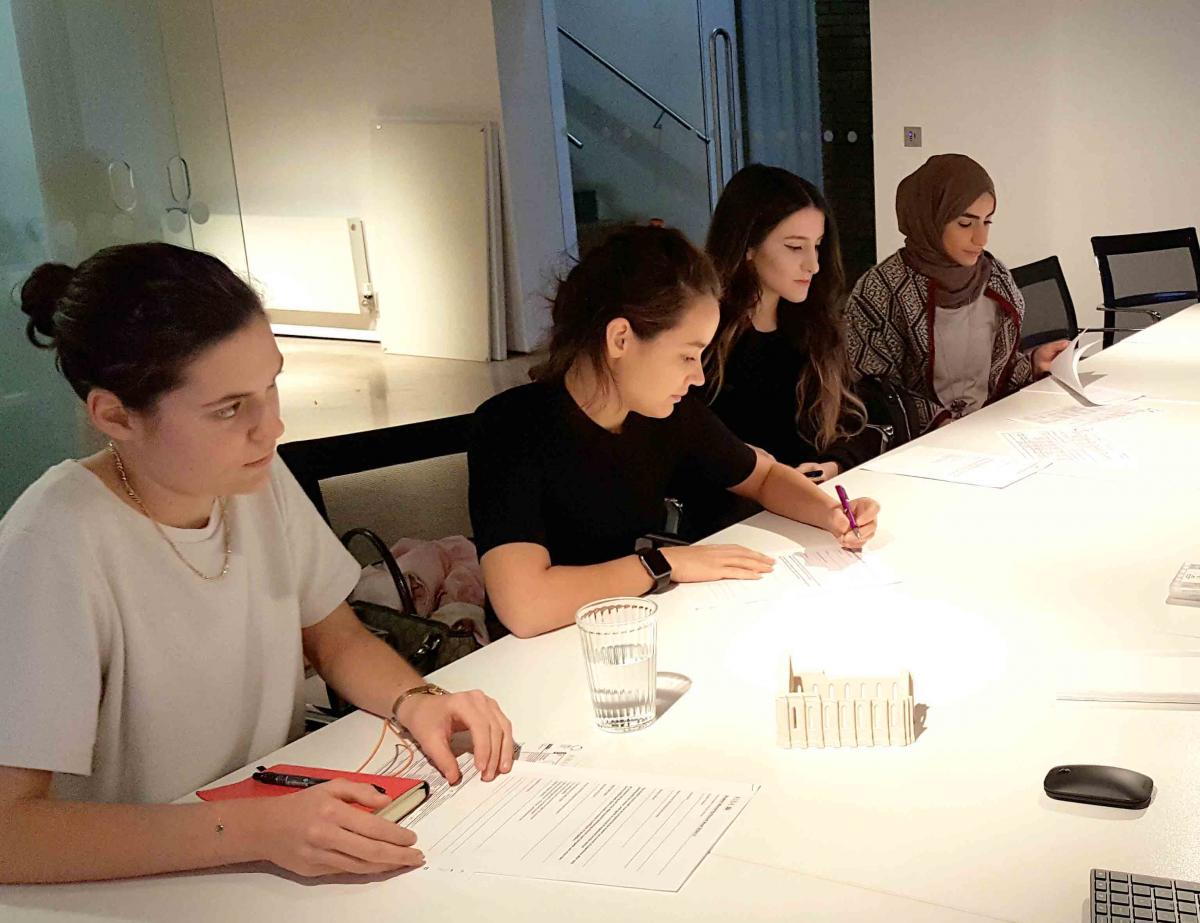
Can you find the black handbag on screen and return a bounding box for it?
[340,528,482,676]
[856,375,914,452]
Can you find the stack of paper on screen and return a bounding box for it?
[366,741,582,828]
[1057,651,1200,705]
[695,546,898,608]
[999,429,1133,467]
[409,761,757,891]
[1008,402,1153,429]
[861,446,1045,488]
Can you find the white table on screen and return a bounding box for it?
[5,307,1200,923]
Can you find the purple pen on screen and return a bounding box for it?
[834,485,863,541]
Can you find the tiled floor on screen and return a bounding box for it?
[276,337,533,543]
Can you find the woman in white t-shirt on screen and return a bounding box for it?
[0,243,514,883]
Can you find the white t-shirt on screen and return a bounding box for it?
[0,458,361,804]
[932,293,1000,417]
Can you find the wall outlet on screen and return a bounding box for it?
[904,126,922,147]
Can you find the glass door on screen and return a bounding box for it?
[1,0,245,510]
[554,0,743,250]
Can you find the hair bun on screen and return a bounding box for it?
[19,262,74,346]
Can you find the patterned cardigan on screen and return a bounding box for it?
[845,250,1034,436]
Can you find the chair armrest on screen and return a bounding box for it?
[1079,326,1148,334]
[636,533,691,551]
[1096,305,1163,321]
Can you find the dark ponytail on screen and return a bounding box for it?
[531,225,720,388]
[16,242,264,411]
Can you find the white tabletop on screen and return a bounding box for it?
[5,306,1200,922]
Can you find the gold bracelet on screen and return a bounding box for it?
[390,683,450,722]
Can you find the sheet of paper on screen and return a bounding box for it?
[1000,429,1133,467]
[1049,332,1142,405]
[1008,401,1153,428]
[409,761,757,891]
[365,741,582,827]
[1057,652,1200,705]
[861,446,1045,488]
[695,546,897,608]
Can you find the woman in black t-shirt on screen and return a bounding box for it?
[468,226,880,638]
[706,165,882,484]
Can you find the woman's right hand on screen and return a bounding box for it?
[660,544,774,583]
[253,779,425,877]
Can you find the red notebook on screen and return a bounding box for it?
[197,764,425,807]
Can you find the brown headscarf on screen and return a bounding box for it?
[896,154,996,308]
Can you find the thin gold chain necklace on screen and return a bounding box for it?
[107,442,232,581]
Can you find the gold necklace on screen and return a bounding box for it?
[107,442,232,581]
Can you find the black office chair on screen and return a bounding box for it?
[278,414,479,729]
[277,414,473,525]
[1010,255,1139,351]
[1091,227,1200,348]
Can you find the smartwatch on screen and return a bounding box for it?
[636,546,672,594]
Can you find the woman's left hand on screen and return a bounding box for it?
[796,461,839,484]
[396,689,514,784]
[825,496,880,550]
[1032,339,1071,376]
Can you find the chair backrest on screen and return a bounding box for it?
[1011,255,1078,350]
[277,413,474,524]
[1091,226,1200,346]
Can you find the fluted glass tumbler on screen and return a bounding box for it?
[576,597,658,732]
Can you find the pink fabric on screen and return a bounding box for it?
[352,535,484,616]
[386,535,485,615]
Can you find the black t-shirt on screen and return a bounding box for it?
[468,380,757,566]
[709,327,879,471]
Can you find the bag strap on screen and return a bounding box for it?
[341,527,418,616]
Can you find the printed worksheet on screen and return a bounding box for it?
[1008,401,1153,428]
[409,761,757,890]
[861,446,1045,488]
[366,741,582,827]
[1000,428,1133,467]
[694,546,897,608]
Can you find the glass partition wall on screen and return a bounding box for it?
[555,0,743,251]
[1,0,244,509]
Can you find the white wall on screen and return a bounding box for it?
[210,0,504,315]
[870,0,1200,311]
[491,0,574,352]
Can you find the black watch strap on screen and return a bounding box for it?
[636,546,672,594]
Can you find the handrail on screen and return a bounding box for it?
[557,26,710,144]
[707,27,740,191]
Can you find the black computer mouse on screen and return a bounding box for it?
[1044,764,1154,809]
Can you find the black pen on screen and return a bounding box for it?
[252,766,386,795]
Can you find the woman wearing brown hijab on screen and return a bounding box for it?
[845,154,1069,435]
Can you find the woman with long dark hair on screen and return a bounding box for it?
[705,165,881,483]
[468,225,881,639]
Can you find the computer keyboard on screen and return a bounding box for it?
[1092,869,1200,922]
